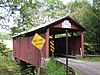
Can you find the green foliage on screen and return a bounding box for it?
[84,43,95,54]
[67,0,90,24]
[0,41,7,53]
[67,0,100,53]
[44,0,67,18]
[0,53,21,75]
[45,59,75,75]
[0,0,43,35]
[0,33,11,40]
[46,59,66,75]
[77,57,100,62]
[11,0,43,35]
[0,52,36,75]
[0,0,67,36]
[20,64,35,75]
[81,0,100,53]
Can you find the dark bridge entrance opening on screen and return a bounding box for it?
[49,37,66,57]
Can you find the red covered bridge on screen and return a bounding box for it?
[13,16,85,68]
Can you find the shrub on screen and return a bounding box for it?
[46,59,66,75]
[0,41,7,54]
[84,43,95,54]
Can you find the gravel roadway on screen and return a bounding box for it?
[57,58,100,75]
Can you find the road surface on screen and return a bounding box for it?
[57,58,100,75]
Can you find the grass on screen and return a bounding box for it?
[0,52,66,75]
[40,59,75,75]
[73,67,81,75]
[0,53,21,75]
[0,52,75,75]
[46,59,66,75]
[78,57,100,62]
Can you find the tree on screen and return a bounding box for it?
[92,0,100,52]
[0,0,43,35]
[0,33,11,40]
[66,0,100,54]
[0,0,67,36]
[0,40,7,55]
[43,0,67,19]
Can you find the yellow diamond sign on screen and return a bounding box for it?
[31,33,45,50]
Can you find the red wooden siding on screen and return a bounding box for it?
[68,36,81,55]
[13,32,49,68]
[42,29,49,58]
[13,39,20,58]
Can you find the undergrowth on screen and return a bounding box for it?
[45,59,66,75]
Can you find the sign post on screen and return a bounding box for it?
[31,33,45,75]
[62,20,69,75]
[66,30,68,75]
